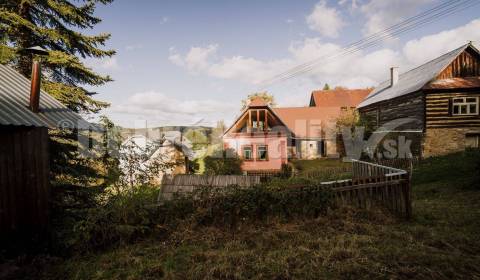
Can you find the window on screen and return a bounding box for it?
[242,146,253,160]
[257,145,268,160]
[452,97,479,116]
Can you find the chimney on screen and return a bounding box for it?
[29,61,41,113]
[390,67,399,87]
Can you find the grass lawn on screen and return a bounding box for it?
[9,152,480,279]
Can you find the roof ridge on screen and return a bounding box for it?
[361,43,471,105]
[373,43,469,89]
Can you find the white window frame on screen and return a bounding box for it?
[452,97,479,116]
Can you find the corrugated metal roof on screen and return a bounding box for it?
[0,63,100,130]
[358,44,472,108]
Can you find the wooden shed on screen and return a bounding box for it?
[0,63,96,237]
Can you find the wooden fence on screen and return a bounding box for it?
[159,174,261,201]
[159,160,412,218]
[330,160,411,218]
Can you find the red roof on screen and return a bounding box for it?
[423,77,480,90]
[310,88,372,107]
[273,106,341,138]
[248,97,268,107]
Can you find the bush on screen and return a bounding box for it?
[69,186,162,252]
[278,163,293,179]
[162,178,333,227]
[66,178,333,252]
[204,148,243,175]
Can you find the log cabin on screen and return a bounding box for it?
[0,62,97,238]
[223,88,371,173]
[358,43,480,158]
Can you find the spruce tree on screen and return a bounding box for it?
[0,1,118,228]
[0,0,115,113]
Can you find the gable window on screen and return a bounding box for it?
[242,146,253,160]
[257,145,268,160]
[452,97,479,116]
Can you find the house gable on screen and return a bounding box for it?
[224,105,290,136]
[436,47,480,80]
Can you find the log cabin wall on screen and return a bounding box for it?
[423,90,480,157]
[425,91,480,129]
[359,91,425,131]
[0,125,50,238]
[358,92,425,158]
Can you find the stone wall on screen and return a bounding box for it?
[423,127,480,157]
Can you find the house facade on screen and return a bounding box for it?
[358,43,480,158]
[223,89,371,172]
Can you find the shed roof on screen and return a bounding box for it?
[0,63,99,130]
[358,43,479,108]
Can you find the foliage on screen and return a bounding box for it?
[0,0,115,114]
[184,128,209,150]
[118,138,179,189]
[188,158,200,174]
[164,180,333,227]
[1,1,118,254]
[99,116,122,187]
[204,148,243,175]
[278,163,293,179]
[70,186,161,252]
[240,91,275,110]
[322,83,330,90]
[336,108,359,131]
[14,151,480,279]
[209,120,226,146]
[290,159,352,181]
[66,178,332,252]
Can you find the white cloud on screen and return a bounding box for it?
[360,0,435,36]
[339,0,359,10]
[286,19,294,24]
[169,19,480,92]
[109,91,237,126]
[306,1,346,38]
[403,19,480,65]
[169,38,398,88]
[169,44,218,72]
[86,56,119,71]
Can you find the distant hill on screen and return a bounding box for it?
[119,126,213,141]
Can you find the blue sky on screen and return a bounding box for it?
[84,0,480,128]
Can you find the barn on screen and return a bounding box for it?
[358,43,480,158]
[0,62,97,238]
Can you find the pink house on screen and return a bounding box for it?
[223,89,371,173]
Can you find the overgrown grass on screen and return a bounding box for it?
[6,150,480,279]
[291,158,352,180]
